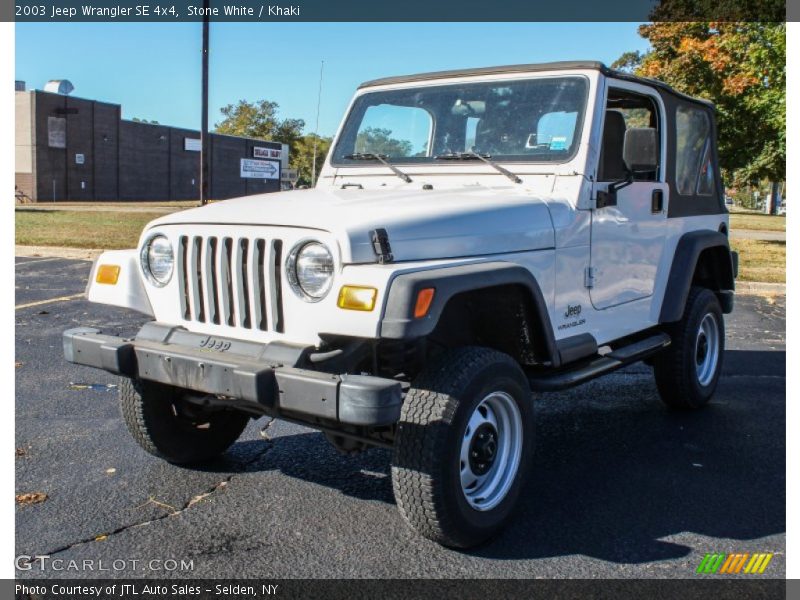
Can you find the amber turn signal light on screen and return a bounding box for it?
[95,264,121,285]
[414,288,435,318]
[337,286,378,311]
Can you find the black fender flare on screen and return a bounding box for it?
[379,261,562,367]
[659,230,736,323]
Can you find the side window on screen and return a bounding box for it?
[355,104,432,158]
[696,141,715,195]
[598,89,660,182]
[675,105,713,196]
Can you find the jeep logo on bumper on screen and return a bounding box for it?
[198,336,232,352]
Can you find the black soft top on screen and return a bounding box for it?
[358,60,713,109]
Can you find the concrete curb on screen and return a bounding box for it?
[16,205,181,214]
[736,281,786,296]
[15,245,102,261]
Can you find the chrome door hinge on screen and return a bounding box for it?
[584,266,596,289]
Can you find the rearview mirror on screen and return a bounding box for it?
[623,128,658,174]
[451,100,485,116]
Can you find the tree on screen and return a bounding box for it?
[215,99,305,155]
[355,127,413,157]
[616,22,785,209]
[292,134,333,186]
[610,51,644,74]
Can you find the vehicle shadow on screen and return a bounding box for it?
[212,349,786,564]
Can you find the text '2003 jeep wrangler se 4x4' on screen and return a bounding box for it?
[65,61,737,548]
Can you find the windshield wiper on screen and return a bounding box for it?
[434,151,522,184]
[344,152,413,183]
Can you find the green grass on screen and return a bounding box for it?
[730,238,786,283]
[15,210,165,249]
[730,213,786,232]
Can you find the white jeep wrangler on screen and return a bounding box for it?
[64,61,737,548]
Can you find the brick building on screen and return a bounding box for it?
[15,88,289,202]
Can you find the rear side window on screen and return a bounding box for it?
[675,106,713,195]
[695,142,716,195]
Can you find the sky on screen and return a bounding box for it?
[15,23,650,137]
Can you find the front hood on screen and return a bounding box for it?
[148,186,555,263]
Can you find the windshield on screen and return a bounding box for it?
[332,76,589,165]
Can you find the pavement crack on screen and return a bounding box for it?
[36,423,275,560]
[259,416,278,440]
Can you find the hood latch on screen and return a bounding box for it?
[371,228,394,264]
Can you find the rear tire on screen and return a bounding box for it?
[119,378,249,465]
[391,347,534,548]
[653,287,725,409]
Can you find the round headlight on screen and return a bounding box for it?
[140,234,174,287]
[287,241,334,301]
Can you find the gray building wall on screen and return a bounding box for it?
[65,94,94,200]
[18,90,283,202]
[170,128,201,200]
[93,102,120,200]
[119,120,171,200]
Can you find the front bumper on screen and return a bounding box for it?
[63,323,402,427]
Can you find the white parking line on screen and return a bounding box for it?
[15,293,85,310]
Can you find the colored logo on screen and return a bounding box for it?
[696,553,774,574]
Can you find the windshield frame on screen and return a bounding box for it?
[330,74,591,168]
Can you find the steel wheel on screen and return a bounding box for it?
[459,391,523,512]
[392,346,534,547]
[654,287,725,409]
[695,313,720,387]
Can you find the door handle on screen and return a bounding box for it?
[651,189,664,213]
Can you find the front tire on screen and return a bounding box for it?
[653,287,725,409]
[119,378,249,465]
[391,347,534,548]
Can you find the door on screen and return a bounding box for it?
[589,84,668,310]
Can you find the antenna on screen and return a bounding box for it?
[311,60,324,188]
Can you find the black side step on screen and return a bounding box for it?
[527,332,670,392]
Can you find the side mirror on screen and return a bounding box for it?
[623,127,658,174]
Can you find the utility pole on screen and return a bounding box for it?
[199,0,210,206]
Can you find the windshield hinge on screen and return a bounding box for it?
[584,266,596,289]
[371,228,394,264]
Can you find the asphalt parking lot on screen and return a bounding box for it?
[15,256,785,579]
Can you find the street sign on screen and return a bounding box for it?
[254,146,281,159]
[241,158,280,179]
[75,153,85,165]
[184,138,201,152]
